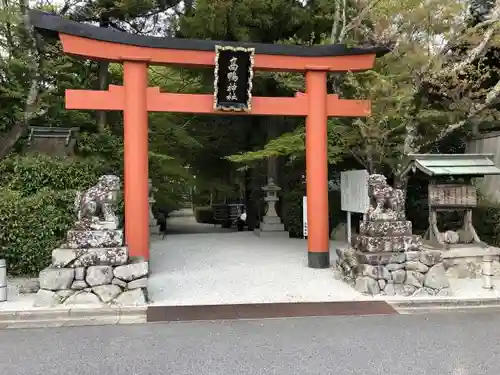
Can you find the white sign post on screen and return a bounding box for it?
[340,170,369,246]
[302,196,308,238]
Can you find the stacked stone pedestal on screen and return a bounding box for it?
[254,215,289,238]
[337,219,451,297]
[36,226,148,307]
[335,174,451,297]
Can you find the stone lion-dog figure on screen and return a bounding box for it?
[74,175,121,226]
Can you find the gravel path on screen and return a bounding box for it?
[148,211,360,305]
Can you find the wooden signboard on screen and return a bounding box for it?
[428,184,477,208]
[213,45,255,112]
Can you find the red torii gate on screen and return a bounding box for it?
[30,10,388,269]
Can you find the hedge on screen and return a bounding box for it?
[194,206,214,224]
[0,188,76,276]
[0,154,107,196]
[0,154,108,276]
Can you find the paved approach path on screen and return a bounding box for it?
[148,209,359,305]
[164,208,236,235]
[1,312,499,375]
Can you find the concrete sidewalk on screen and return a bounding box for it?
[0,305,146,329]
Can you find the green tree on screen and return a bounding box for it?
[227,0,500,191]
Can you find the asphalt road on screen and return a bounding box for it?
[1,312,498,375]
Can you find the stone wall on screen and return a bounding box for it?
[338,247,451,296]
[335,174,451,297]
[37,253,148,306]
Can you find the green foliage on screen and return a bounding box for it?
[228,128,305,164]
[0,154,109,275]
[282,185,343,238]
[78,129,124,174]
[282,187,305,238]
[192,191,211,207]
[0,188,76,276]
[0,154,107,196]
[228,120,354,166]
[178,0,323,43]
[194,206,214,224]
[473,202,500,246]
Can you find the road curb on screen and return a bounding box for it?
[146,301,398,322]
[0,306,147,329]
[4,297,500,328]
[389,297,500,313]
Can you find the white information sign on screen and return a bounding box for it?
[341,170,369,247]
[341,170,369,213]
[302,196,308,238]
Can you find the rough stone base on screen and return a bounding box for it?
[336,247,452,297]
[36,261,148,307]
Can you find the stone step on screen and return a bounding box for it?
[51,247,128,268]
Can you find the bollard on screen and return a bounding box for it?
[482,256,494,290]
[0,259,6,302]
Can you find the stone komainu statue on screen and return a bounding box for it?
[74,175,121,225]
[367,174,405,221]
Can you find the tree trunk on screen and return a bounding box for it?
[96,60,109,132]
[266,117,279,183]
[0,1,42,159]
[96,18,110,132]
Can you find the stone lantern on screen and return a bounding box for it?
[254,178,288,237]
[148,179,160,235]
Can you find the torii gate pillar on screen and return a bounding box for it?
[305,70,329,267]
[123,61,149,260]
